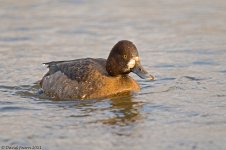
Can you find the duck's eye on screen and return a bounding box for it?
[123,55,127,59]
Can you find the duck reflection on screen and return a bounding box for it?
[101,95,142,126]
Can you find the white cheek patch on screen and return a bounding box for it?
[127,59,136,69]
[135,56,140,61]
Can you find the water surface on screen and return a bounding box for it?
[0,0,226,150]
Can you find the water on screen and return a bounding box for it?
[0,0,226,149]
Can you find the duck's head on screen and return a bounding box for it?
[106,40,155,80]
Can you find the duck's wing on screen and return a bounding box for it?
[42,58,107,82]
[43,59,75,67]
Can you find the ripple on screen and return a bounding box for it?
[0,85,16,91]
[143,104,174,113]
[157,77,177,81]
[192,60,217,65]
[154,64,175,68]
[219,70,226,74]
[68,114,90,118]
[182,76,206,81]
[0,101,14,105]
[0,106,41,112]
[216,94,226,97]
[0,84,47,101]
[57,28,98,36]
[0,37,32,42]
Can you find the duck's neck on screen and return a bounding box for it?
[106,57,119,76]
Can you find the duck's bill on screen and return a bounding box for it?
[132,63,155,80]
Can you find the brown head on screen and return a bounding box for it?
[106,40,154,80]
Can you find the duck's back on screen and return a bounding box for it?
[41,58,140,100]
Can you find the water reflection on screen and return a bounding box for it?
[101,95,142,126]
[1,83,143,126]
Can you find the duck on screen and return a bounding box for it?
[40,40,155,100]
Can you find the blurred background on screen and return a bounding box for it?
[0,0,226,150]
